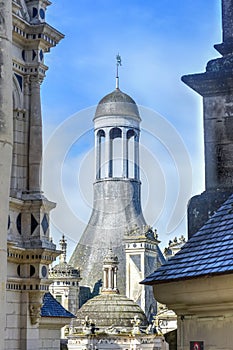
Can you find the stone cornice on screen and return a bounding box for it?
[12,59,48,80]
[153,273,233,316]
[10,195,56,212]
[7,243,59,264]
[9,196,24,211]
[25,0,52,7]
[7,276,51,286]
[124,236,160,245]
[40,317,72,328]
[68,334,164,346]
[13,13,64,51]
[182,71,233,97]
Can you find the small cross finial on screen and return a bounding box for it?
[116,53,122,89]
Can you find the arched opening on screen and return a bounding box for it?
[96,129,105,179]
[127,129,136,178]
[110,127,122,177]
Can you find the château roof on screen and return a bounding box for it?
[75,293,148,330]
[41,292,75,318]
[99,89,137,105]
[142,194,233,285]
[94,88,140,120]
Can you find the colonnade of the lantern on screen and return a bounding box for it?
[101,248,119,294]
[95,127,140,181]
[102,266,118,292]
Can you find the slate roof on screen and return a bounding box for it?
[156,245,166,265]
[41,292,75,318]
[142,194,233,285]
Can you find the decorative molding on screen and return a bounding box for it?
[29,291,43,325]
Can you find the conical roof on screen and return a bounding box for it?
[94,88,140,120]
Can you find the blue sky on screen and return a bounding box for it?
[41,1,221,258]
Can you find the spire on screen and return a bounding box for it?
[101,248,119,294]
[116,53,122,89]
[59,234,67,263]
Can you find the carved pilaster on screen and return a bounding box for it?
[28,75,42,193]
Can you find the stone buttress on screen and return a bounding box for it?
[183,0,233,237]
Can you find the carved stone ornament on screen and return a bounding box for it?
[29,292,43,325]
[81,315,96,335]
[131,315,142,335]
[29,303,41,325]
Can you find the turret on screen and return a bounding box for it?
[70,60,147,297]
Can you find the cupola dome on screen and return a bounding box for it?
[73,249,148,332]
[75,293,148,330]
[94,88,141,120]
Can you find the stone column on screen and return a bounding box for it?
[10,112,18,192]
[0,1,13,346]
[109,138,113,178]
[108,267,112,289]
[103,268,108,289]
[134,133,140,180]
[24,75,30,189]
[28,76,42,193]
[113,267,117,290]
[122,128,128,178]
[105,129,112,178]
[95,131,100,179]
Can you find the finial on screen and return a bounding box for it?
[116,53,122,89]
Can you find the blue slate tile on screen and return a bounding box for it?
[142,194,233,285]
[41,292,75,318]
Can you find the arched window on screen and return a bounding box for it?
[110,128,122,177]
[127,129,136,178]
[96,129,105,179]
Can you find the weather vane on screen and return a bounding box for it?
[116,53,122,89]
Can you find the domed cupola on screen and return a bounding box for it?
[73,249,148,332]
[94,83,141,181]
[94,88,141,121]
